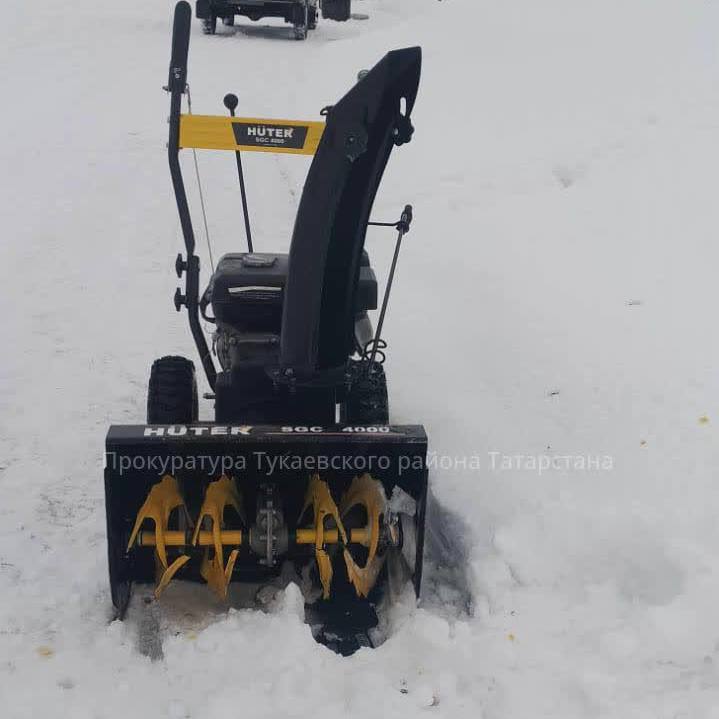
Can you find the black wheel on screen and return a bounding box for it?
[222,14,235,26]
[293,0,308,39]
[344,364,389,424]
[147,356,198,424]
[202,15,217,34]
[322,0,350,22]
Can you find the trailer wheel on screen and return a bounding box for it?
[345,365,389,424]
[322,0,351,22]
[147,356,199,424]
[292,0,309,39]
[202,14,217,34]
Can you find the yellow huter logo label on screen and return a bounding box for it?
[179,114,324,155]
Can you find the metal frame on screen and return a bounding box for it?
[167,2,218,390]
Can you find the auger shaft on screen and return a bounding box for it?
[136,528,370,547]
[295,528,370,546]
[137,530,243,547]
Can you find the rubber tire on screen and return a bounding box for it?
[322,0,350,22]
[293,1,308,39]
[147,356,199,424]
[345,365,389,424]
[222,14,235,26]
[202,15,217,34]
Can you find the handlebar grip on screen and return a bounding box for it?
[168,1,191,93]
[399,204,413,233]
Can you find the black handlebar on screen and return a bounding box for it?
[166,1,218,390]
[168,1,191,93]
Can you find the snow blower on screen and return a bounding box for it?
[196,0,350,40]
[104,0,426,654]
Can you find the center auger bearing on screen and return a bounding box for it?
[127,473,402,601]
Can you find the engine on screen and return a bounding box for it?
[208,251,378,372]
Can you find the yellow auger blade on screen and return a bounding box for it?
[340,474,388,598]
[192,476,244,600]
[155,555,191,597]
[300,474,347,599]
[127,475,192,597]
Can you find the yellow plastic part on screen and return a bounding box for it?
[340,474,388,598]
[300,474,347,599]
[179,114,325,155]
[138,530,243,547]
[294,528,369,546]
[127,475,192,597]
[130,475,382,600]
[155,555,191,597]
[192,476,244,599]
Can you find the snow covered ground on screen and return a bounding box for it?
[2,0,719,716]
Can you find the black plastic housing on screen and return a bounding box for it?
[196,0,310,23]
[210,252,378,331]
[279,47,421,378]
[211,253,288,330]
[105,424,428,618]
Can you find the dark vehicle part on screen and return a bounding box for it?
[147,356,199,424]
[322,0,350,22]
[196,0,326,38]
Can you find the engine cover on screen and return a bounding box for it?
[211,253,287,332]
[209,251,378,334]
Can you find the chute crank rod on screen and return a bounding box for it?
[223,93,254,253]
[368,205,413,368]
